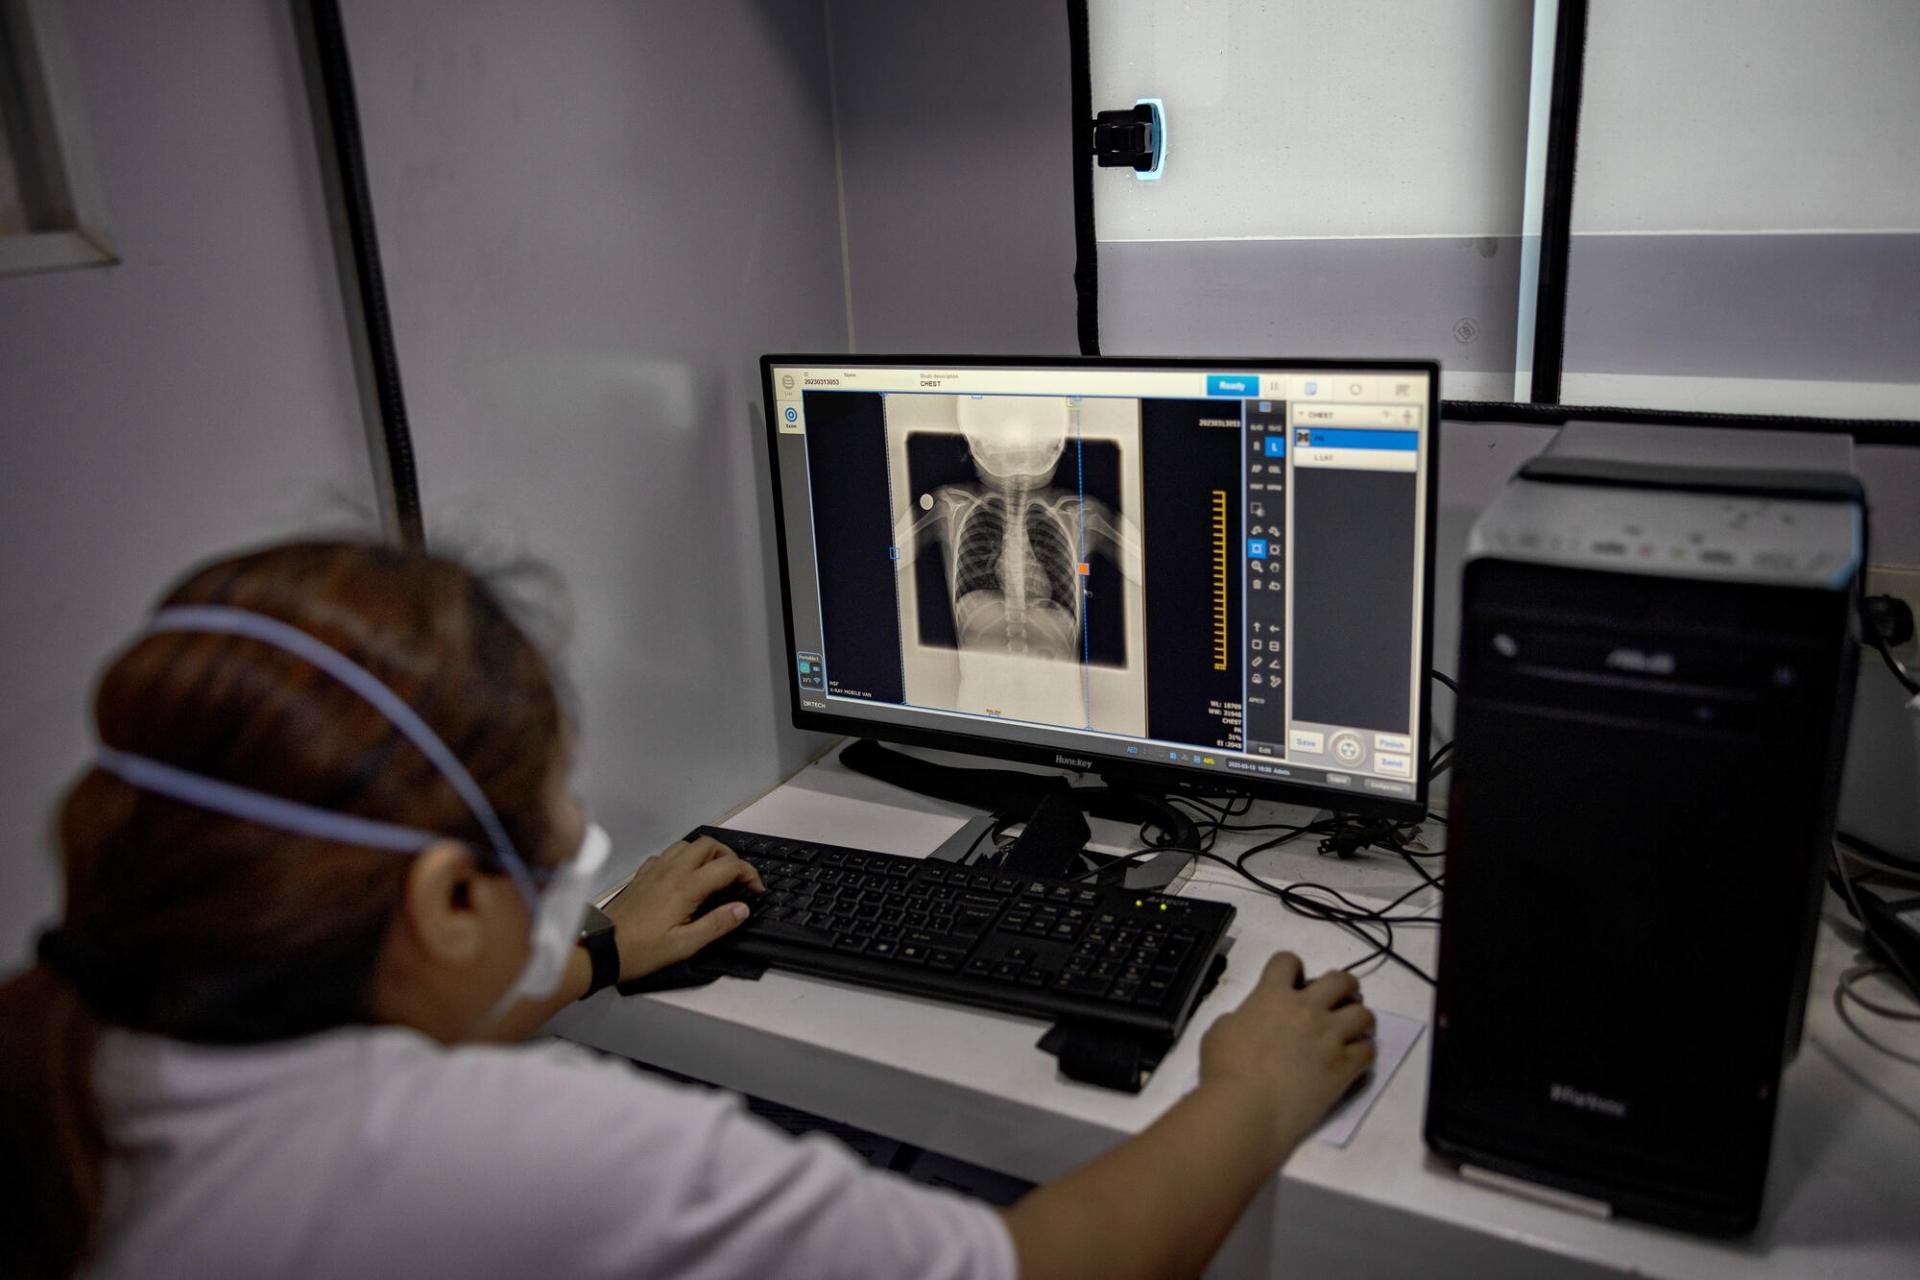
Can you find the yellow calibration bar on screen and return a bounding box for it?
[1211,489,1229,671]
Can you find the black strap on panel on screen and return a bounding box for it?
[293,0,426,546]
[1066,0,1100,356]
[1527,0,1590,405]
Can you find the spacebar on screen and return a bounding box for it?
[744,918,838,949]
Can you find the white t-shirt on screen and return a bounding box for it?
[83,1025,1018,1280]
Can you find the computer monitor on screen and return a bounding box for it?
[760,356,1439,820]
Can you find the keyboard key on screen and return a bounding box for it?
[1075,889,1100,904]
[958,892,1004,911]
[1109,980,1140,1003]
[835,934,871,953]
[1058,972,1112,997]
[752,918,837,947]
[869,939,898,958]
[964,956,994,977]
[1017,969,1048,987]
[897,944,930,965]
[990,961,1024,981]
[955,908,997,935]
[927,948,965,972]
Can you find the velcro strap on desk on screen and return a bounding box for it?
[615,952,766,997]
[1036,952,1232,1092]
[1040,1021,1166,1092]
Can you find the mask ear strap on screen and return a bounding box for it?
[96,748,439,852]
[110,604,540,905]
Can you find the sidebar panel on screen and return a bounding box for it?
[1245,399,1289,755]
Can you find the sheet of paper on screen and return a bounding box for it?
[1184,1008,1425,1148]
[723,788,967,859]
[1306,1009,1425,1147]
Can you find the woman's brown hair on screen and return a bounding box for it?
[0,539,570,1277]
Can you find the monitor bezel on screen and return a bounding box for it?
[758,353,1441,822]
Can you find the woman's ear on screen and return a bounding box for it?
[401,841,489,966]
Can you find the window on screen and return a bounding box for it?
[1077,1,1919,427]
[0,0,112,276]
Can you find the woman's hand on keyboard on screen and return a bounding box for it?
[602,836,765,981]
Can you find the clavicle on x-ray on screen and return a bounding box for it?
[887,394,1147,733]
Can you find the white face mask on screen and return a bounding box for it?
[488,821,611,1020]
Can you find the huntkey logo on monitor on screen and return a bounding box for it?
[1549,1083,1630,1119]
[1053,753,1096,771]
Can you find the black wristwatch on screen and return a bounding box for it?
[577,904,620,1000]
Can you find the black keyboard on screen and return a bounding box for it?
[675,825,1236,1043]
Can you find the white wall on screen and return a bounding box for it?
[0,1,376,965]
[337,0,850,879]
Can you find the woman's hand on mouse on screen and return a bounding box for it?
[1196,950,1376,1158]
[600,836,764,981]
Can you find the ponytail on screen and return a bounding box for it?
[0,959,109,1278]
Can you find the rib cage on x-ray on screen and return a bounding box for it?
[950,493,1086,660]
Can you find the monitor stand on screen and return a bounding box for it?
[841,739,1199,893]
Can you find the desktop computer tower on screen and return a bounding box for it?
[1423,423,1863,1236]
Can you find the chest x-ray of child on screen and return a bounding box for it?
[886,394,1148,734]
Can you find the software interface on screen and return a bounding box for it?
[768,361,1433,804]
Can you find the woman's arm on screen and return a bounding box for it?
[1001,953,1375,1280]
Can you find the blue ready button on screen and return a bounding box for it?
[1248,539,1268,559]
[1206,374,1259,397]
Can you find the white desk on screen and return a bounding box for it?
[551,750,1920,1279]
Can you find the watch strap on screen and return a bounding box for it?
[578,906,620,1000]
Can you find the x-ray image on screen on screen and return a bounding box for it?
[884,394,1147,734]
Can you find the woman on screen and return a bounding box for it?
[1,539,1375,1279]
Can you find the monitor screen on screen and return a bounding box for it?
[760,356,1438,817]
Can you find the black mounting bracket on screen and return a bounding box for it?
[1091,102,1163,173]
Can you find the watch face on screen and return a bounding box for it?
[578,903,615,937]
